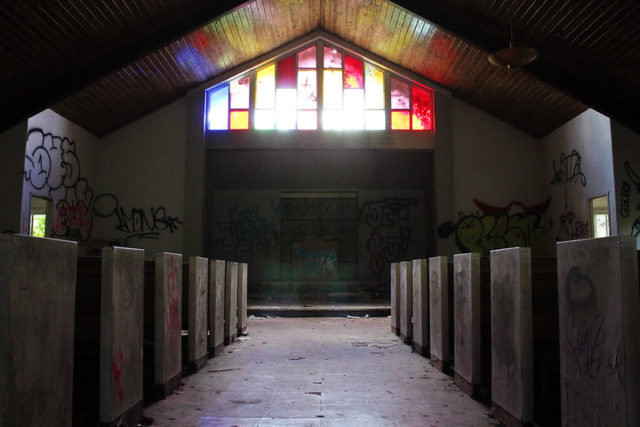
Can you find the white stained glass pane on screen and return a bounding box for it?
[365,110,386,130]
[208,85,229,130]
[255,110,275,129]
[323,110,344,130]
[230,76,250,109]
[344,89,364,130]
[298,110,317,130]
[256,64,276,109]
[276,89,297,130]
[365,64,384,109]
[298,70,317,109]
[323,70,343,109]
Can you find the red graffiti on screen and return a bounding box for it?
[112,351,124,404]
[164,262,180,331]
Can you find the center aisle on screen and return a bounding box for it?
[143,317,497,426]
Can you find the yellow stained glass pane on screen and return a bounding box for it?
[255,110,275,129]
[256,64,275,109]
[391,111,410,130]
[276,89,296,130]
[412,113,425,130]
[298,70,317,109]
[297,110,317,130]
[344,89,364,130]
[366,110,386,130]
[230,110,249,130]
[323,70,343,109]
[323,110,344,130]
[365,64,384,109]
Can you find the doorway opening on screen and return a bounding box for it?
[589,195,609,238]
[29,195,51,238]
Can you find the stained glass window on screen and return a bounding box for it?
[298,45,316,68]
[344,55,363,89]
[208,85,229,130]
[324,46,342,68]
[206,41,434,133]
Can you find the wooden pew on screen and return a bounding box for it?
[208,260,226,357]
[224,262,238,345]
[142,253,182,403]
[237,262,248,336]
[411,259,429,356]
[0,235,77,426]
[74,247,144,427]
[390,262,401,336]
[453,254,491,401]
[490,248,560,427]
[182,257,209,374]
[399,261,413,344]
[429,257,454,373]
[557,236,640,426]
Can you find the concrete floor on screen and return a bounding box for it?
[144,317,498,426]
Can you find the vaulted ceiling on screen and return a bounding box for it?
[1,0,638,138]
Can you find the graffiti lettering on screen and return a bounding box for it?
[556,211,589,241]
[361,197,417,229]
[93,193,183,243]
[112,351,124,404]
[361,197,417,279]
[165,262,181,331]
[292,241,338,281]
[438,198,551,258]
[24,129,94,243]
[620,181,630,217]
[550,149,587,186]
[216,201,279,259]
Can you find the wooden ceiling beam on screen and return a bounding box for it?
[0,0,248,134]
[393,0,640,135]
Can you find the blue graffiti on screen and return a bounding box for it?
[216,200,280,259]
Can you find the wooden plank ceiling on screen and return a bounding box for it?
[1,0,638,138]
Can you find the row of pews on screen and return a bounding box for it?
[0,234,248,426]
[391,235,640,426]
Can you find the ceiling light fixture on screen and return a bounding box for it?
[488,0,538,69]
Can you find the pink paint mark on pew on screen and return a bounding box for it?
[112,351,124,404]
[165,261,180,331]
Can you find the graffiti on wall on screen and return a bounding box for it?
[280,196,358,264]
[621,161,640,235]
[438,198,551,258]
[292,240,338,281]
[550,149,589,241]
[215,200,280,259]
[24,128,95,243]
[23,128,182,245]
[93,193,183,244]
[361,197,418,279]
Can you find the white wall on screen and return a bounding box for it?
[542,109,615,253]
[92,98,187,257]
[22,110,99,251]
[438,98,547,257]
[611,120,640,248]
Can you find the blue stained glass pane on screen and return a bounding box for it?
[208,85,229,130]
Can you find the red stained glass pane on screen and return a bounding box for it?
[229,110,249,129]
[277,54,296,89]
[391,111,410,130]
[391,78,410,109]
[298,45,316,68]
[411,86,433,130]
[344,55,363,88]
[324,46,342,68]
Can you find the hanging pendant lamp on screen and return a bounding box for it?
[488,0,538,69]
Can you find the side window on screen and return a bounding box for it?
[589,195,610,238]
[29,195,51,238]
